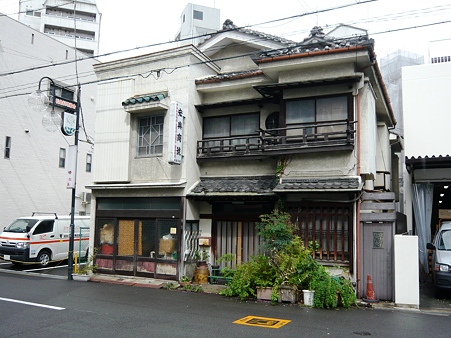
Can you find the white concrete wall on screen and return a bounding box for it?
[403,62,451,157]
[394,235,419,308]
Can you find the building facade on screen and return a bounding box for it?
[18,0,101,56]
[0,14,97,227]
[90,22,400,299]
[175,3,220,47]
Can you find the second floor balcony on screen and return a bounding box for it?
[197,119,356,161]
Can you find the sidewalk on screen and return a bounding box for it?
[89,273,451,313]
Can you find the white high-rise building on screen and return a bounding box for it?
[175,3,220,47]
[18,0,101,56]
[0,14,98,227]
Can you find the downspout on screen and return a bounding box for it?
[356,91,362,297]
[353,74,364,298]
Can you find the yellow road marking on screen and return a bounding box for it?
[233,316,291,329]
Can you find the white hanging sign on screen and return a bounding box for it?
[61,111,76,136]
[168,101,184,165]
[66,145,78,189]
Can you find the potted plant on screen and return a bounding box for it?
[195,249,210,266]
[179,275,192,287]
[72,248,97,282]
[194,249,210,284]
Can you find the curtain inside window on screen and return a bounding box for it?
[316,96,347,121]
[412,183,433,274]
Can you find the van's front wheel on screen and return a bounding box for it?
[37,250,51,267]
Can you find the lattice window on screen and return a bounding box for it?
[287,203,353,268]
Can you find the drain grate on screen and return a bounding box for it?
[233,316,291,329]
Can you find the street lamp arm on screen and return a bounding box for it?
[38,76,55,90]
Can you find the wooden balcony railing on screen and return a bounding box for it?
[197,119,356,160]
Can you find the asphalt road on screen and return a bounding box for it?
[1,266,451,338]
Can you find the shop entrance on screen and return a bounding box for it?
[96,218,179,280]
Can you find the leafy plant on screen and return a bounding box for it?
[217,253,235,265]
[163,282,178,290]
[195,249,210,262]
[308,267,356,309]
[182,283,203,292]
[257,210,297,251]
[219,255,275,300]
[76,248,97,275]
[180,275,191,283]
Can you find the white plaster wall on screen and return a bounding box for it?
[403,62,451,157]
[376,123,391,173]
[359,85,377,178]
[394,235,419,308]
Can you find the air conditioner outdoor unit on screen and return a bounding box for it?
[82,192,92,204]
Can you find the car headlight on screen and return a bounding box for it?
[16,242,29,249]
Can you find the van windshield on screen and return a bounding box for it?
[4,219,39,233]
[438,229,451,250]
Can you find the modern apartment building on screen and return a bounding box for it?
[18,0,100,56]
[0,14,97,227]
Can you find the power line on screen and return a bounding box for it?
[0,0,376,78]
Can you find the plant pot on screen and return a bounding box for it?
[194,265,209,284]
[72,274,91,282]
[278,285,298,304]
[257,287,272,301]
[302,290,315,306]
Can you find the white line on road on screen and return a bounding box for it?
[23,264,68,272]
[0,297,65,310]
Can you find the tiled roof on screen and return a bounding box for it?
[274,177,362,192]
[220,19,296,46]
[405,155,451,170]
[256,26,373,59]
[195,69,263,85]
[189,176,277,195]
[122,93,166,107]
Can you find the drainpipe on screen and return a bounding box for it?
[356,91,362,298]
[353,74,364,298]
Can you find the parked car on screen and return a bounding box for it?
[0,213,90,267]
[427,221,451,296]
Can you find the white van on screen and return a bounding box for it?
[0,213,90,267]
[427,221,451,295]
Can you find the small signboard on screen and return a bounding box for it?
[62,111,76,136]
[167,101,184,165]
[66,145,77,189]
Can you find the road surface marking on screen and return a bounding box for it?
[233,316,291,328]
[23,264,68,272]
[0,297,65,310]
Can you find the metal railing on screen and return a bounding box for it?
[197,119,356,159]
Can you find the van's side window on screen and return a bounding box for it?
[33,220,54,235]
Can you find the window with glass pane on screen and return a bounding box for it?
[286,100,315,124]
[138,115,164,156]
[193,10,203,20]
[203,116,229,138]
[231,114,259,136]
[286,96,349,137]
[86,153,92,172]
[316,96,347,121]
[59,148,66,168]
[203,113,259,150]
[4,136,11,159]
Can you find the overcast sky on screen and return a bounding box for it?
[1,0,450,62]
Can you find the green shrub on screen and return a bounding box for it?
[219,255,275,300]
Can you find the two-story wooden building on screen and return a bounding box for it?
[89,22,400,299]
